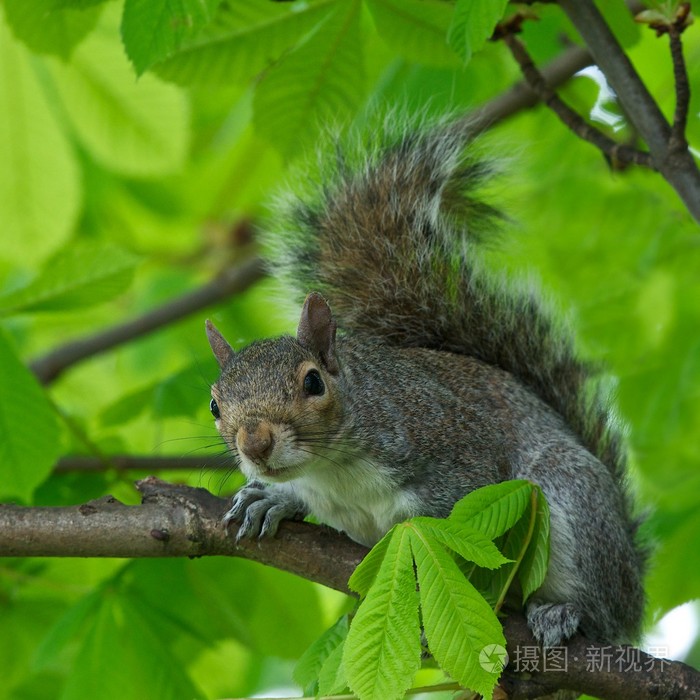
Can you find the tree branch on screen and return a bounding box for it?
[53,454,232,474]
[500,615,700,700]
[29,257,267,386]
[467,44,594,131]
[498,26,652,168]
[665,4,692,153]
[1,478,697,700]
[557,0,700,221]
[0,477,365,594]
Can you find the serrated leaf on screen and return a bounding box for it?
[450,480,533,539]
[478,487,547,607]
[447,0,509,64]
[0,330,62,501]
[411,517,509,569]
[253,0,365,157]
[0,14,80,265]
[518,487,550,601]
[347,528,393,597]
[318,636,348,695]
[121,0,221,75]
[155,0,334,86]
[366,0,457,67]
[344,526,421,700]
[2,0,102,59]
[294,614,349,693]
[0,241,139,315]
[410,525,504,700]
[48,4,188,176]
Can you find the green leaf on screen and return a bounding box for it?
[153,364,209,419]
[344,525,421,700]
[61,590,202,700]
[347,528,393,597]
[0,241,139,315]
[121,0,221,75]
[450,480,533,539]
[0,330,62,501]
[33,589,103,669]
[98,385,153,428]
[294,614,349,694]
[52,0,110,8]
[518,487,550,601]
[2,0,102,59]
[0,13,81,265]
[447,0,509,63]
[48,4,189,176]
[410,525,504,700]
[253,0,365,157]
[155,0,335,86]
[365,0,457,67]
[317,636,349,695]
[411,517,509,569]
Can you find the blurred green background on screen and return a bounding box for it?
[0,1,698,698]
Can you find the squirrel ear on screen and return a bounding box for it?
[206,320,234,369]
[297,293,339,374]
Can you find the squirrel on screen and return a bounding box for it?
[205,116,645,649]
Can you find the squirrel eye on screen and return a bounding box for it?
[210,398,220,419]
[303,369,325,396]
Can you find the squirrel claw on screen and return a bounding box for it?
[224,484,307,541]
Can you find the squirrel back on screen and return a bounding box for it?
[270,117,626,492]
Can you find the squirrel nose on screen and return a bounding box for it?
[237,422,274,462]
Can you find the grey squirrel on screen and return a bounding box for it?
[206,117,645,648]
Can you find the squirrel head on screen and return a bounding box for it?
[206,293,344,483]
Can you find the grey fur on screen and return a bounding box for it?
[211,118,645,648]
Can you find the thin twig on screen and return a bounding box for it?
[53,454,233,474]
[467,44,594,131]
[499,28,653,169]
[558,0,700,222]
[668,23,691,153]
[30,257,266,386]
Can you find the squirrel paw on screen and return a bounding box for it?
[223,484,306,541]
[526,601,581,648]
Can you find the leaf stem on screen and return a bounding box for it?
[493,488,538,614]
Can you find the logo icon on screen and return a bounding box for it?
[479,644,508,673]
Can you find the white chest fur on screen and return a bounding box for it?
[277,455,420,547]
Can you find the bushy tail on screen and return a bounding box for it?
[268,116,626,486]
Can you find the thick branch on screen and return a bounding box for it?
[501,616,700,700]
[30,257,266,386]
[0,478,697,700]
[0,477,364,594]
[557,0,700,221]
